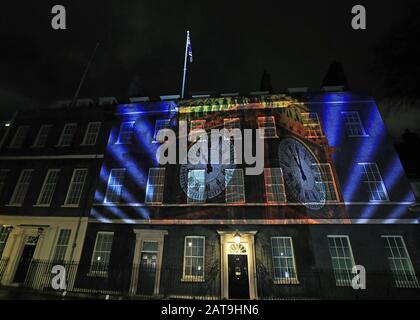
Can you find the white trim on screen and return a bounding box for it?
[32,124,53,148]
[358,162,390,202]
[89,231,114,277]
[116,121,135,144]
[327,235,356,287]
[104,168,126,204]
[35,169,60,206]
[341,111,369,137]
[218,231,258,299]
[57,123,78,147]
[81,122,102,146]
[0,155,104,160]
[63,169,88,207]
[8,169,34,207]
[182,236,205,282]
[270,236,299,285]
[129,229,168,296]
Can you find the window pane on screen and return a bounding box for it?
[359,163,389,202]
[37,169,60,205]
[225,169,245,203]
[271,237,298,284]
[264,168,287,203]
[104,169,126,203]
[82,122,101,145]
[9,170,33,206]
[58,124,77,146]
[53,229,71,262]
[187,170,205,203]
[9,126,30,148]
[145,168,165,204]
[91,232,114,274]
[33,125,52,148]
[64,169,88,206]
[382,236,419,288]
[183,236,205,279]
[257,116,277,138]
[341,112,367,137]
[117,122,135,144]
[327,236,355,287]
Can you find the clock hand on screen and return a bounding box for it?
[289,146,307,181]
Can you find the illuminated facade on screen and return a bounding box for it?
[0,92,419,299]
[76,92,419,299]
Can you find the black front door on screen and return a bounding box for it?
[13,244,37,283]
[137,252,157,295]
[228,255,250,299]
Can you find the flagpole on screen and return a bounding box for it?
[181,30,190,99]
[70,42,100,109]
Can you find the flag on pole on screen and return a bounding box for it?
[187,31,193,63]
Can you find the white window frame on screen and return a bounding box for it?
[341,111,368,137]
[153,119,171,143]
[117,121,135,144]
[35,169,60,207]
[187,169,206,203]
[257,116,278,138]
[182,236,205,282]
[301,112,324,138]
[145,168,165,204]
[225,168,245,204]
[32,124,52,148]
[189,120,206,132]
[264,168,287,204]
[52,229,72,262]
[104,168,126,204]
[57,123,78,147]
[381,235,419,288]
[223,118,242,140]
[358,162,390,202]
[89,231,114,277]
[271,237,299,284]
[9,125,30,148]
[327,235,356,287]
[8,169,33,207]
[312,163,339,202]
[63,169,88,207]
[81,122,102,146]
[0,226,11,257]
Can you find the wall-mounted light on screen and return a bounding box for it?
[234,231,241,245]
[4,122,10,127]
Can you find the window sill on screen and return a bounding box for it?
[33,204,51,208]
[115,142,132,145]
[5,204,22,207]
[61,204,80,208]
[80,143,96,147]
[87,271,109,278]
[181,277,205,283]
[273,279,300,285]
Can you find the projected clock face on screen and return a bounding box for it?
[278,137,326,210]
[179,142,236,201]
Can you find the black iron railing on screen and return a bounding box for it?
[0,259,418,299]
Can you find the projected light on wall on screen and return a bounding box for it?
[90,93,417,224]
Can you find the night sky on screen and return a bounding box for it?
[1,0,418,130]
